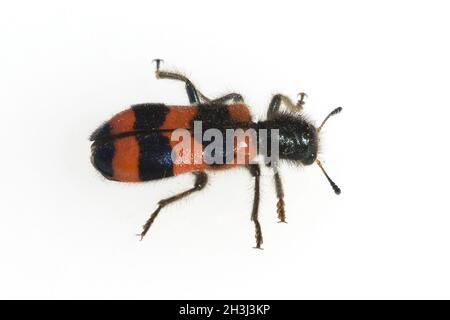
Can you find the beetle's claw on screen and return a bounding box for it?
[152,58,164,73]
[297,92,308,99]
[296,92,308,109]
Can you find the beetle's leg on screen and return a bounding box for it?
[156,70,205,104]
[266,93,306,119]
[196,91,244,105]
[211,93,244,104]
[248,164,263,249]
[273,169,287,223]
[153,59,211,104]
[139,171,208,240]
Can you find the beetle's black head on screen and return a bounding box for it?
[259,106,343,195]
[279,116,318,165]
[261,113,319,165]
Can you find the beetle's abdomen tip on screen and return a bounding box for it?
[90,122,111,141]
[91,140,115,179]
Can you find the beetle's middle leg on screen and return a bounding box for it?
[139,171,208,240]
[248,164,263,249]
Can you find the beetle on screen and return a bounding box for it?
[90,59,342,249]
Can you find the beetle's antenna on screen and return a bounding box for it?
[316,160,341,195]
[317,107,342,132]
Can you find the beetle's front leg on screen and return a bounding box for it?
[273,169,287,223]
[266,93,307,119]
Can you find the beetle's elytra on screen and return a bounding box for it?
[91,103,254,181]
[90,60,342,249]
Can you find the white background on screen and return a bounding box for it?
[1,0,449,299]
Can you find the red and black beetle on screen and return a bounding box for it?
[90,60,342,248]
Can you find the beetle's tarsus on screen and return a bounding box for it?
[152,58,164,73]
[297,92,308,109]
[138,172,208,242]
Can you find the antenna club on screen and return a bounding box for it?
[332,184,341,195]
[332,107,343,115]
[317,107,343,132]
[316,160,341,195]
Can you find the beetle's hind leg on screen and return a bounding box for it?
[211,92,244,104]
[139,171,208,240]
[152,59,244,105]
[248,164,263,249]
[153,59,209,104]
